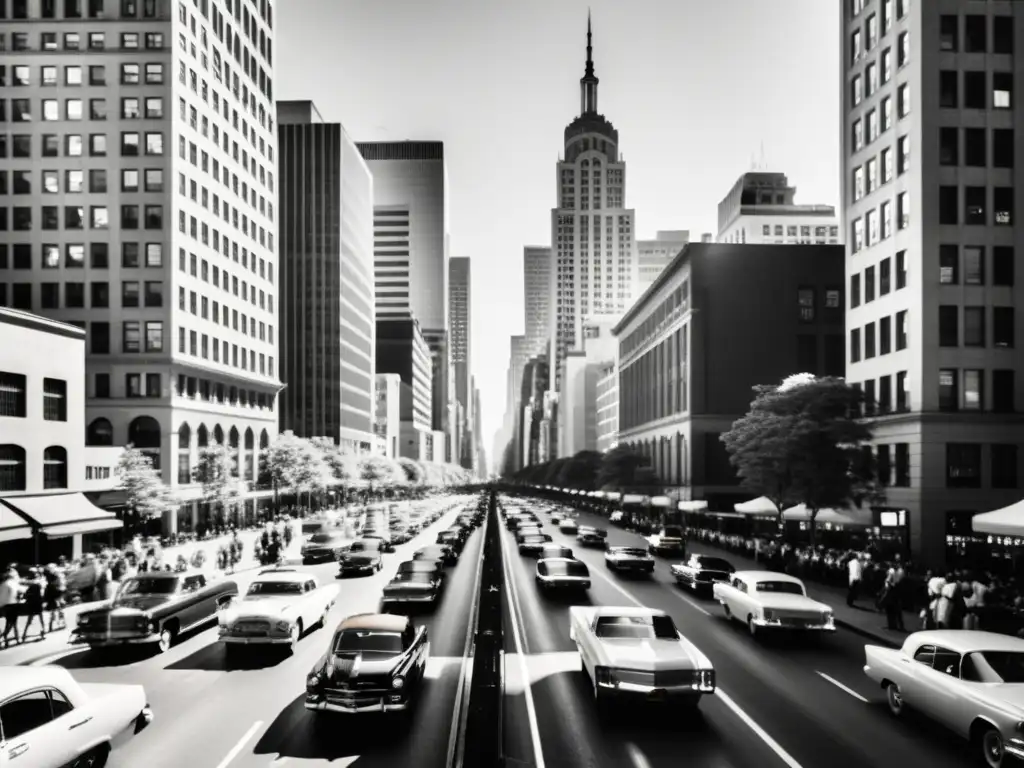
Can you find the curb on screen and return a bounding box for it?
[834,617,903,648]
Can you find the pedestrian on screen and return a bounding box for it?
[43,564,66,632]
[20,569,46,642]
[0,569,22,647]
[847,552,863,607]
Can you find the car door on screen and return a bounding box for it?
[302,580,319,627]
[0,688,80,768]
[180,575,209,627]
[909,645,963,728]
[897,644,935,705]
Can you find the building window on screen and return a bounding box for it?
[123,321,140,353]
[940,245,958,284]
[42,378,67,421]
[797,287,814,322]
[896,250,907,289]
[864,322,876,358]
[993,370,1015,413]
[0,372,27,417]
[894,443,910,487]
[963,369,983,411]
[939,369,959,411]
[964,306,985,347]
[0,445,27,491]
[43,445,67,489]
[946,443,982,489]
[125,373,142,398]
[965,246,985,285]
[850,328,861,363]
[896,371,909,412]
[992,445,1019,490]
[877,445,891,485]
[880,316,892,355]
[994,307,1015,348]
[939,306,959,347]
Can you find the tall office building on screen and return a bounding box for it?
[550,15,638,390]
[376,317,433,459]
[449,258,471,409]
[637,231,691,296]
[356,141,451,440]
[842,0,1024,566]
[0,0,280,532]
[277,101,375,452]
[717,172,840,245]
[523,246,551,358]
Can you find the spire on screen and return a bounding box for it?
[580,11,599,115]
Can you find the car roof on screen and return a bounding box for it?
[608,544,646,550]
[903,630,1024,654]
[538,557,582,566]
[734,570,803,584]
[0,666,75,700]
[335,613,409,633]
[253,571,311,584]
[589,606,668,619]
[398,560,439,569]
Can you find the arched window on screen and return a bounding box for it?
[244,427,254,450]
[128,416,162,471]
[43,446,67,490]
[259,429,269,449]
[0,445,26,491]
[177,423,191,449]
[213,424,224,444]
[85,418,114,446]
[197,424,209,448]
[177,423,192,485]
[229,426,239,449]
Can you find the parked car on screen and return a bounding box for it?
[380,571,441,610]
[538,543,574,560]
[301,532,351,564]
[577,526,609,547]
[0,666,153,767]
[864,630,1024,766]
[338,539,385,577]
[604,546,656,576]
[536,557,591,593]
[72,571,237,653]
[395,559,445,588]
[413,544,457,567]
[646,526,687,558]
[569,606,715,713]
[670,554,736,595]
[218,569,339,655]
[304,613,429,718]
[518,533,554,556]
[712,571,835,638]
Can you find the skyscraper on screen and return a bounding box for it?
[841,0,1023,566]
[550,15,638,390]
[716,172,839,245]
[523,246,551,358]
[449,256,472,467]
[0,0,280,533]
[277,101,375,452]
[356,141,451,441]
[637,231,691,297]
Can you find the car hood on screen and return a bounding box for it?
[751,593,832,612]
[224,598,295,622]
[384,582,434,593]
[342,554,380,564]
[598,638,709,671]
[325,652,402,683]
[102,596,172,613]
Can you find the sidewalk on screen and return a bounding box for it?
[0,523,306,667]
[686,539,915,648]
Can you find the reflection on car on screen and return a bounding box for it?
[604,546,655,575]
[670,554,736,595]
[536,557,591,593]
[713,571,835,637]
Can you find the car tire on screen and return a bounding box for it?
[157,624,177,654]
[72,743,110,768]
[747,617,758,640]
[288,621,303,653]
[981,726,1006,768]
[886,682,904,718]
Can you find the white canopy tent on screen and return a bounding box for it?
[972,499,1024,536]
[678,500,709,512]
[605,492,622,501]
[733,496,780,516]
[650,496,672,508]
[622,494,648,505]
[781,504,873,526]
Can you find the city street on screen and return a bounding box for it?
[22,499,480,768]
[500,500,975,768]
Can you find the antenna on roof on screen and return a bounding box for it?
[759,141,767,171]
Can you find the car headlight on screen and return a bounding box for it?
[763,610,775,622]
[275,620,292,632]
[822,611,833,624]
[306,674,321,692]
[594,666,615,686]
[392,676,405,690]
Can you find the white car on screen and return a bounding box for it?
[559,518,579,533]
[864,630,1024,767]
[712,570,835,638]
[218,568,340,654]
[569,606,715,712]
[0,666,152,767]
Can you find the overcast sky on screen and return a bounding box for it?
[276,0,841,457]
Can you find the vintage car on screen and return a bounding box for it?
[646,526,687,558]
[515,526,544,544]
[218,569,339,653]
[396,559,445,587]
[0,666,153,767]
[604,546,656,575]
[436,530,464,554]
[536,557,591,593]
[73,571,238,653]
[301,532,352,564]
[538,543,574,560]
[713,571,835,637]
[670,554,736,595]
[508,515,541,532]
[305,613,429,718]
[559,518,579,534]
[413,544,457,567]
[518,533,554,556]
[577,526,609,547]
[380,572,441,610]
[360,531,395,553]
[338,539,385,577]
[569,606,715,712]
[864,630,1024,766]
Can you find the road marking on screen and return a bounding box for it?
[816,671,869,703]
[717,690,804,768]
[499,523,547,768]
[446,514,488,768]
[214,720,263,768]
[667,585,712,617]
[625,742,653,768]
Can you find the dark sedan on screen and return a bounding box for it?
[576,526,609,547]
[338,539,385,577]
[436,530,464,553]
[670,554,736,595]
[380,572,440,610]
[396,559,444,587]
[302,533,351,564]
[535,557,591,593]
[518,533,554,556]
[414,544,457,567]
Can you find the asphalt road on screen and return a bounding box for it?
[28,496,483,768]
[499,497,979,768]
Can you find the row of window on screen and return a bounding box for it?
[177,248,274,314]
[0,445,68,492]
[937,368,1016,414]
[938,305,1016,349]
[947,443,1019,490]
[850,191,910,252]
[0,241,163,271]
[938,244,1015,288]
[0,131,158,159]
[850,250,908,308]
[761,224,840,239]
[177,325,275,377]
[0,0,162,21]
[86,372,274,411]
[938,127,1015,170]
[1,167,164,197]
[1,279,162,311]
[0,372,67,420]
[178,286,274,343]
[938,14,1015,57]
[937,185,1015,227]
[850,311,909,361]
[0,203,164,231]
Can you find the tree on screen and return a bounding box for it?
[192,443,239,526]
[721,375,882,544]
[596,445,660,490]
[557,450,604,490]
[117,446,173,524]
[397,457,424,486]
[359,454,404,494]
[264,431,311,493]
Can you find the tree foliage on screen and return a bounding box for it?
[596,445,660,490]
[192,443,239,510]
[507,445,660,492]
[264,431,330,493]
[117,446,173,519]
[556,450,604,490]
[721,375,882,541]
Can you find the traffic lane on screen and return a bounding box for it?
[499,523,801,768]
[61,500,478,768]
[537,513,974,768]
[236,514,486,768]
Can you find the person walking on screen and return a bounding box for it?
[0,570,21,648]
[20,569,47,642]
[43,564,66,632]
[847,552,864,607]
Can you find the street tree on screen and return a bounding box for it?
[397,456,424,486]
[557,450,604,490]
[596,445,660,490]
[192,443,239,527]
[719,407,800,526]
[116,446,173,527]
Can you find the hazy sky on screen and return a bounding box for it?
[275,0,841,456]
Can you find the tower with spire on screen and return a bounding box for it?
[543,14,638,458]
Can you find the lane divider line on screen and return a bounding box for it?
[447,515,489,768]
[815,671,869,703]
[666,584,712,617]
[588,566,805,768]
[214,719,263,768]
[625,742,653,768]
[498,515,548,768]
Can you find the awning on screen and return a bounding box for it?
[622,494,647,505]
[0,505,32,543]
[734,496,781,516]
[590,491,605,498]
[678,500,709,512]
[973,500,1024,536]
[605,492,622,501]
[650,496,672,508]
[781,503,873,526]
[0,493,124,539]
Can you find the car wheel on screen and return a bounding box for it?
[289,621,303,653]
[981,727,1006,768]
[157,625,176,654]
[886,682,904,717]
[747,617,758,640]
[722,603,732,620]
[72,743,110,768]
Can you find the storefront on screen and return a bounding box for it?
[0,492,124,562]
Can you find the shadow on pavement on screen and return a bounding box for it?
[536,590,593,606]
[164,642,289,672]
[48,647,146,669]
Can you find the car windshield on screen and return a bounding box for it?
[756,581,804,595]
[118,577,179,597]
[302,523,325,534]
[523,536,546,543]
[614,548,648,557]
[247,581,303,596]
[962,651,1024,683]
[594,615,677,640]
[393,572,433,584]
[416,549,443,559]
[333,630,404,655]
[699,558,734,572]
[542,561,589,577]
[662,526,684,538]
[350,541,380,553]
[308,534,335,544]
[542,547,570,557]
